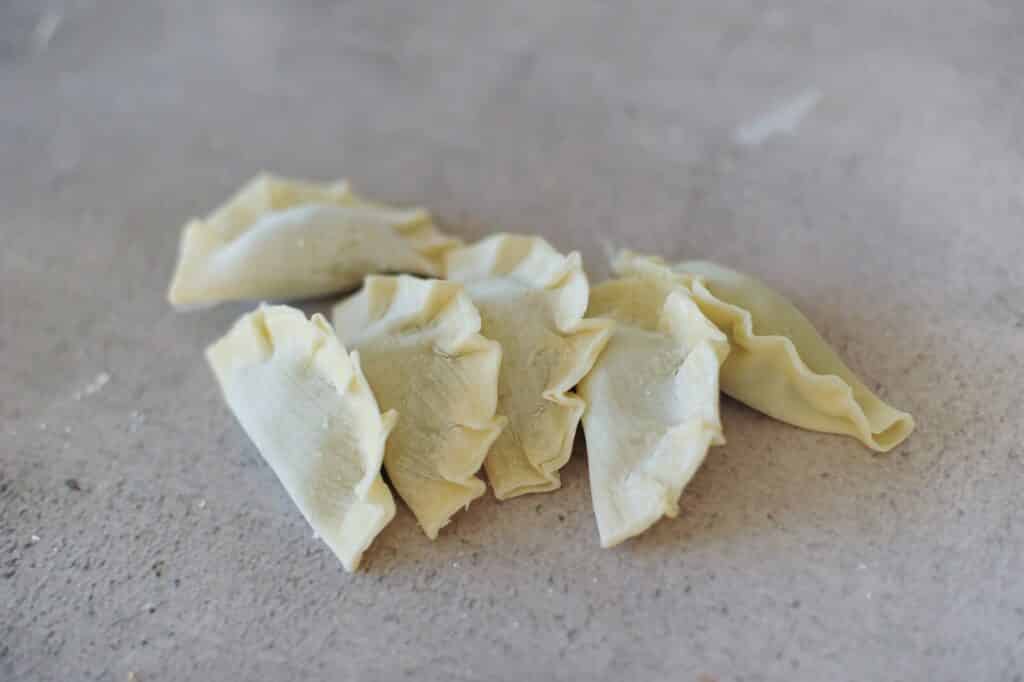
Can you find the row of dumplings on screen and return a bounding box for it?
[172,176,914,571]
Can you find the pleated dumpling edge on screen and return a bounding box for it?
[168,174,461,307]
[614,251,915,452]
[579,272,729,547]
[332,275,506,539]
[206,305,396,572]
[446,234,614,500]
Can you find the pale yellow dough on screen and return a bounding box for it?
[207,305,396,572]
[446,235,613,500]
[579,270,729,547]
[615,252,915,452]
[168,174,459,306]
[332,276,506,538]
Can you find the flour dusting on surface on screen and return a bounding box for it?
[32,10,63,53]
[73,371,111,400]
[734,90,821,146]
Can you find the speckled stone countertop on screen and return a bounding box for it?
[3,2,1023,680]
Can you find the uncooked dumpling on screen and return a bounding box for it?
[445,235,613,499]
[207,305,396,572]
[332,276,505,538]
[578,269,729,547]
[616,252,914,452]
[168,174,459,306]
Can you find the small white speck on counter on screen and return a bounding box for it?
[73,372,111,400]
[734,90,821,146]
[196,498,207,509]
[129,410,146,433]
[32,9,62,53]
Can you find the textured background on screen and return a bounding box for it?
[3,1,1023,680]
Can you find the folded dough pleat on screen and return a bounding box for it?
[206,305,396,572]
[333,276,506,538]
[579,273,729,547]
[168,174,460,306]
[446,235,613,500]
[615,252,914,452]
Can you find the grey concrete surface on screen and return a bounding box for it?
[2,1,1023,680]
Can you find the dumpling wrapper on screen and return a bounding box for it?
[168,174,460,307]
[578,271,729,547]
[207,305,396,572]
[332,276,506,538]
[446,235,613,499]
[616,252,915,452]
